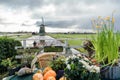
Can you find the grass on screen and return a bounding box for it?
[48,33,94,39]
[48,33,96,53]
[8,34,32,40]
[48,33,96,46]
[0,33,32,40]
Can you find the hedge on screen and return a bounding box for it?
[44,46,63,52]
[0,37,21,73]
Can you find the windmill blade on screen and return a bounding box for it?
[41,17,44,25]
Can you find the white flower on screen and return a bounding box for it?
[65,60,68,64]
[67,64,71,70]
[83,56,89,61]
[79,60,91,70]
[72,55,76,58]
[90,65,100,73]
[80,59,100,73]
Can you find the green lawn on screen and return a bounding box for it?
[48,33,96,46]
[48,33,95,38]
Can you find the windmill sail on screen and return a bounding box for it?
[42,17,44,25]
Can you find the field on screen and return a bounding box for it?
[0,33,32,40]
[47,33,96,52]
[48,33,96,46]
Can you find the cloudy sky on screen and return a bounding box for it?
[0,0,120,32]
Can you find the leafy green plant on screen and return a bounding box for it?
[18,50,35,65]
[1,58,17,69]
[50,56,66,72]
[92,16,120,66]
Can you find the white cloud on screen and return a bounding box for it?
[40,4,56,15]
[0,5,34,22]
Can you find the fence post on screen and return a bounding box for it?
[23,40,26,49]
[65,39,68,54]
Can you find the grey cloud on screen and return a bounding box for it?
[31,0,120,19]
[36,19,78,28]
[51,0,106,5]
[0,17,18,25]
[0,0,120,32]
[0,18,4,22]
[114,15,120,31]
[31,13,45,19]
[0,0,119,11]
[35,17,94,30]
[0,0,44,9]
[0,22,18,25]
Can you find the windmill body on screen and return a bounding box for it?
[39,24,45,36]
[39,18,46,36]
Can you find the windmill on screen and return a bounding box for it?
[38,17,46,36]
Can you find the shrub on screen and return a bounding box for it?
[0,37,21,73]
[44,46,63,52]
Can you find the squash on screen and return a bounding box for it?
[43,70,56,80]
[43,67,52,75]
[33,70,43,80]
[46,76,56,80]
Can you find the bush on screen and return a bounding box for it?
[0,37,21,73]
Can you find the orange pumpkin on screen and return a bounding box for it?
[43,67,52,75]
[43,70,56,80]
[46,76,56,80]
[33,70,43,80]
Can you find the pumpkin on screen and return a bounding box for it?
[43,70,56,80]
[46,76,56,80]
[43,67,52,75]
[33,70,43,80]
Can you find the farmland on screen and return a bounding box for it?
[0,33,32,40]
[48,33,96,46]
